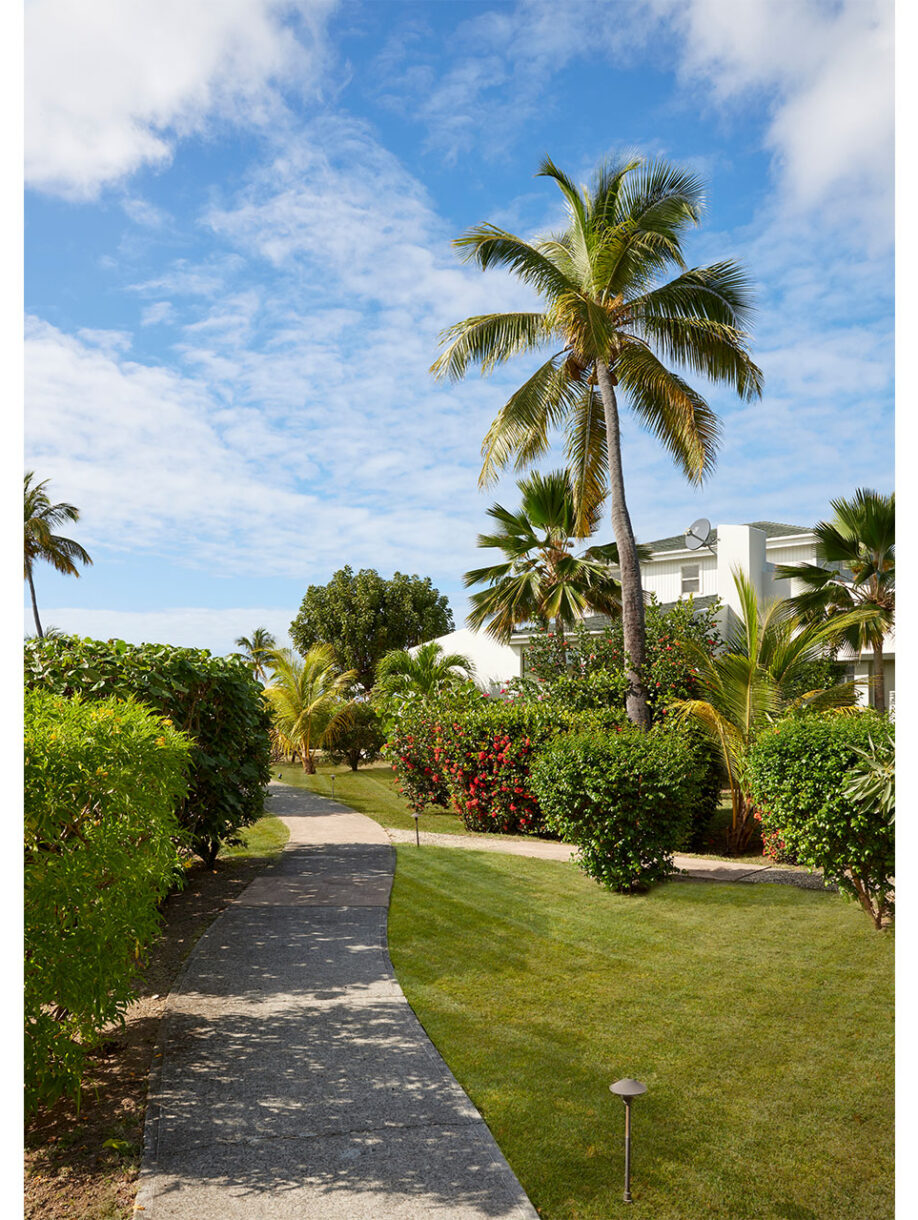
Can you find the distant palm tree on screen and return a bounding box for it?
[24,472,92,639]
[775,489,894,711]
[264,645,356,773]
[669,571,872,853]
[432,155,762,727]
[464,468,633,642]
[373,641,474,717]
[235,627,277,683]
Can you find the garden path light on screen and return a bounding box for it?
[610,1077,647,1203]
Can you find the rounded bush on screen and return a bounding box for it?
[530,729,698,891]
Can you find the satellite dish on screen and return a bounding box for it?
[685,517,713,551]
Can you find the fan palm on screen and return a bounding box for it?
[432,156,762,727]
[775,489,894,711]
[235,627,277,683]
[373,641,474,721]
[263,645,356,773]
[669,571,873,853]
[24,472,92,639]
[464,468,632,642]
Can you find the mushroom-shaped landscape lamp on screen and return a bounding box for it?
[610,1078,647,1203]
[330,773,336,801]
[412,810,420,847]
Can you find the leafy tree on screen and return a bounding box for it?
[290,567,453,691]
[234,627,277,683]
[464,468,634,642]
[264,645,355,773]
[324,702,386,771]
[24,472,92,639]
[669,572,872,853]
[775,489,894,711]
[373,640,475,726]
[432,156,762,728]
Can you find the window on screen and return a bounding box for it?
[681,564,700,595]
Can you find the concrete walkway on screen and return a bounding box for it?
[135,783,538,1220]
[384,828,833,891]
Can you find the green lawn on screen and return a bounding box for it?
[217,814,290,859]
[388,847,893,1220]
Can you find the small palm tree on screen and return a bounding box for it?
[432,156,762,728]
[669,571,872,853]
[775,489,894,711]
[235,627,277,683]
[24,472,92,639]
[464,468,635,642]
[373,641,474,722]
[264,645,356,773]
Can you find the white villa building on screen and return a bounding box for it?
[436,521,895,709]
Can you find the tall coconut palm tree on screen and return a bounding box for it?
[373,641,474,721]
[464,468,633,642]
[775,489,894,711]
[264,645,356,773]
[431,156,762,727]
[235,627,277,683]
[24,472,92,639]
[669,571,873,853]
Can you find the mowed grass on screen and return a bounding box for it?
[218,814,290,859]
[388,847,893,1220]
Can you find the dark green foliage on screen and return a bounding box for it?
[324,702,386,770]
[24,690,192,1114]
[745,714,895,927]
[530,729,701,890]
[290,567,453,691]
[521,595,721,719]
[24,636,273,864]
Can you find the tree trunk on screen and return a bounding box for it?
[594,362,650,729]
[872,639,886,712]
[27,567,43,639]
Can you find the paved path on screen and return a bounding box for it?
[384,828,832,890]
[135,783,538,1220]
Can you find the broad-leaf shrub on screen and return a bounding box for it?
[324,701,386,770]
[745,714,895,928]
[386,704,456,813]
[24,636,273,864]
[24,690,191,1114]
[530,729,700,891]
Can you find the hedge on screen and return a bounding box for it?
[530,728,702,891]
[24,636,273,863]
[24,690,192,1114]
[745,713,895,928]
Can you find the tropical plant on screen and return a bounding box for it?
[464,468,633,642]
[264,645,356,773]
[373,640,475,726]
[324,701,387,771]
[431,156,762,727]
[775,489,894,711]
[669,571,871,853]
[844,733,895,825]
[24,472,92,639]
[290,567,453,692]
[234,627,277,682]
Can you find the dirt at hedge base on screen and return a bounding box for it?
[24,853,276,1220]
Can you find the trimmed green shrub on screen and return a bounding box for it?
[24,690,192,1114]
[386,703,456,813]
[745,714,895,928]
[530,729,699,890]
[324,701,386,770]
[24,636,273,863]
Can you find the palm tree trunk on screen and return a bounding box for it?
[594,362,650,729]
[872,640,886,712]
[27,567,44,639]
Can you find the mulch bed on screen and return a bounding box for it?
[24,854,277,1220]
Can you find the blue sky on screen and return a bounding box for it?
[23,0,894,656]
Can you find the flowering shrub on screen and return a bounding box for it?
[530,728,698,891]
[745,714,895,928]
[385,706,453,812]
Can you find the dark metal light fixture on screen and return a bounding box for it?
[412,810,420,847]
[330,773,336,801]
[610,1078,647,1203]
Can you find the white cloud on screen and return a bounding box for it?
[26,0,337,198]
[29,605,295,658]
[140,301,174,327]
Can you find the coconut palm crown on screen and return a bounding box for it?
[464,468,636,642]
[24,471,92,639]
[373,641,474,718]
[235,627,278,683]
[263,645,356,773]
[774,489,894,711]
[432,156,762,727]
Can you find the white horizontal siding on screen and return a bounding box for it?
[641,555,716,603]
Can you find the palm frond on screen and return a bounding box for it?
[430,312,552,381]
